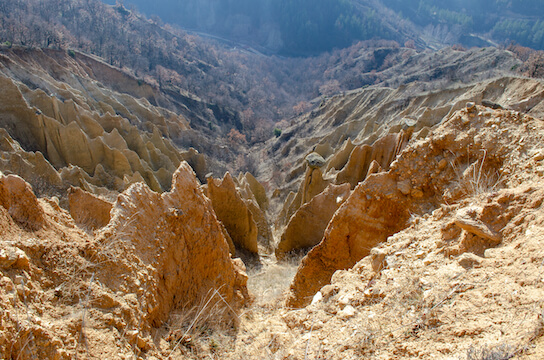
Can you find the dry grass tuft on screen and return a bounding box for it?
[166,287,239,358]
[451,150,504,197]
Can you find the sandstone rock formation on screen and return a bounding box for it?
[276,183,351,260]
[335,131,410,188]
[93,162,248,326]
[68,187,113,230]
[207,172,259,254]
[287,173,410,307]
[265,76,544,228]
[239,172,269,211]
[277,164,333,227]
[287,101,544,307]
[0,173,45,230]
[0,48,246,203]
[0,163,249,359]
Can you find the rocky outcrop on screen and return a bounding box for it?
[335,131,410,188]
[68,187,113,230]
[207,172,259,254]
[93,162,247,327]
[182,147,207,183]
[278,165,332,228]
[0,161,250,359]
[0,72,185,195]
[287,173,410,307]
[0,173,45,230]
[287,103,544,307]
[239,172,269,211]
[276,183,351,260]
[265,77,544,229]
[0,48,247,202]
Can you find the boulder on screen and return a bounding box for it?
[276,183,351,260]
[454,206,501,243]
[207,172,259,254]
[305,152,326,169]
[68,187,113,230]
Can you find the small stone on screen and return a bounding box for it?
[370,248,387,272]
[455,207,501,243]
[0,277,13,291]
[533,151,544,161]
[137,335,149,350]
[339,305,356,318]
[337,293,353,306]
[438,159,448,170]
[457,253,483,269]
[403,118,417,128]
[320,284,338,300]
[397,180,411,195]
[0,247,28,269]
[14,249,29,269]
[466,102,476,112]
[311,291,323,305]
[411,188,424,198]
[483,248,498,258]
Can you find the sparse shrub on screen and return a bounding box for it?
[522,51,544,78]
[450,150,503,197]
[292,101,311,115]
[465,344,515,360]
[67,49,76,58]
[237,153,258,176]
[166,287,237,358]
[273,128,282,138]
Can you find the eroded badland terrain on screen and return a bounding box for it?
[1,4,544,360]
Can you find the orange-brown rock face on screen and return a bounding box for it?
[68,186,113,230]
[207,172,259,254]
[0,174,45,230]
[93,162,245,327]
[287,173,410,307]
[276,183,351,260]
[241,172,269,211]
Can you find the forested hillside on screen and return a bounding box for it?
[383,0,544,49]
[109,0,544,53]
[104,0,408,55]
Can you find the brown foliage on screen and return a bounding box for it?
[227,129,247,145]
[507,43,544,79]
[522,51,544,78]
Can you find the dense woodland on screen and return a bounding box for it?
[383,0,544,50]
[104,0,398,55]
[110,0,544,53]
